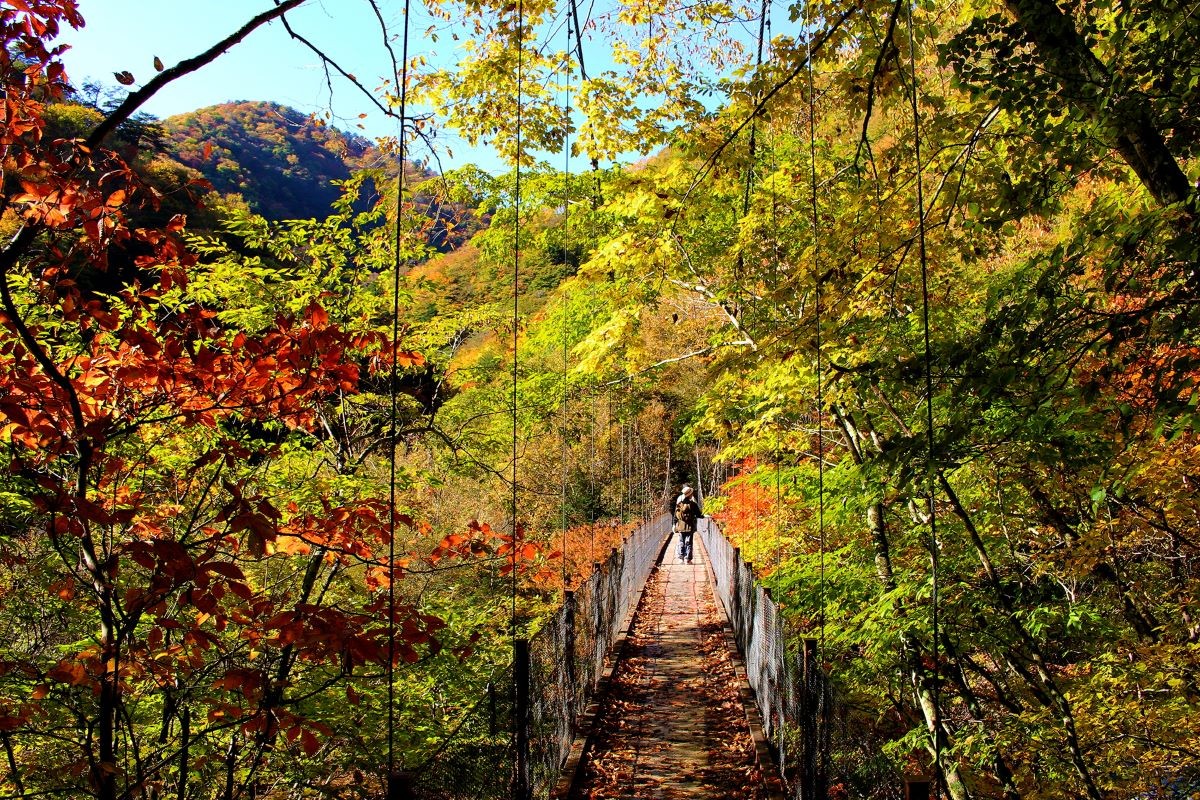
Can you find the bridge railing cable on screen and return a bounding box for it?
[698,516,836,800]
[528,511,669,796]
[407,512,670,799]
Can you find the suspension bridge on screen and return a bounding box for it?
[388,509,925,800]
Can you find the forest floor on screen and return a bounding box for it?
[573,537,768,799]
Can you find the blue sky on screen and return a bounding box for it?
[58,0,767,175]
[58,0,514,172]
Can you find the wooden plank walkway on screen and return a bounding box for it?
[570,535,771,799]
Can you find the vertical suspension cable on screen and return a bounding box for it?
[804,11,833,795]
[774,452,782,571]
[510,1,525,796]
[743,0,769,220]
[511,0,524,636]
[765,0,783,574]
[621,391,629,522]
[386,0,413,790]
[903,0,941,791]
[560,4,573,592]
[603,393,609,530]
[560,341,569,587]
[589,395,596,565]
[805,0,826,661]
[733,0,770,305]
[754,461,761,558]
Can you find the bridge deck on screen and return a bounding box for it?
[571,536,770,799]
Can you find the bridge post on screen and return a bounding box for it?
[589,563,603,686]
[563,591,577,698]
[387,770,415,800]
[489,681,497,736]
[905,778,932,800]
[514,638,531,800]
[800,637,825,800]
[731,547,742,640]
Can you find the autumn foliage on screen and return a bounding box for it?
[6,0,1200,797]
[0,5,552,798]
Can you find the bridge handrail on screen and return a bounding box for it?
[528,512,670,796]
[698,516,830,799]
[407,513,671,799]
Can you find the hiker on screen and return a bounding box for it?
[673,484,702,563]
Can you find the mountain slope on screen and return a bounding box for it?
[160,101,375,221]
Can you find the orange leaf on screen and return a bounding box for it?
[49,660,88,686]
[395,350,426,368]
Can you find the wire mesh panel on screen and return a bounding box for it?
[751,586,787,743]
[527,512,669,798]
[528,604,577,797]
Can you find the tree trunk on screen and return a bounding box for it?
[944,639,1021,800]
[939,473,1103,800]
[1002,0,1193,209]
[97,610,118,800]
[2,730,25,797]
[832,406,972,800]
[178,705,190,800]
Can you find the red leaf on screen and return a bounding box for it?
[300,728,320,756]
[113,70,135,85]
[205,561,245,581]
[305,303,329,327]
[193,592,218,614]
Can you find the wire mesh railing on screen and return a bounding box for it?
[697,516,833,800]
[528,512,668,797]
[407,513,670,799]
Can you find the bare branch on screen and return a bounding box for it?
[276,3,401,123]
[682,4,859,201]
[89,0,310,148]
[854,0,904,168]
[599,341,753,387]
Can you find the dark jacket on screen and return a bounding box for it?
[673,494,702,533]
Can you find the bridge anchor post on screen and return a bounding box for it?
[514,638,531,800]
[905,778,932,800]
[799,637,822,800]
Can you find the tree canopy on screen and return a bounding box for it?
[1,0,1198,798]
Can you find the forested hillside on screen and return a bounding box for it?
[162,101,379,221]
[1,1,1198,799]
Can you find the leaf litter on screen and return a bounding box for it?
[577,561,767,799]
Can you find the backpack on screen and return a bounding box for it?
[673,499,697,533]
